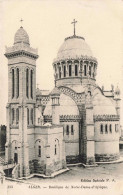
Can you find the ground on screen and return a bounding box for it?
[0,150,123,195]
[27,161,123,184]
[1,149,123,185]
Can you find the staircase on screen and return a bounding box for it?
[0,157,5,165]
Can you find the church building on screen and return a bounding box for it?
[4,21,121,178]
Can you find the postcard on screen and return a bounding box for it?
[0,0,123,195]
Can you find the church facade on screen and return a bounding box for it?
[4,23,120,178]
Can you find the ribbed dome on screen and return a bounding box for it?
[14,27,30,45]
[57,35,93,60]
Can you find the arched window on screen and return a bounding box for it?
[93,64,95,72]
[89,66,91,77]
[27,108,29,125]
[26,69,29,98]
[59,67,61,78]
[105,124,108,134]
[93,72,95,78]
[100,124,103,134]
[69,65,72,76]
[54,139,59,157]
[55,144,57,155]
[84,65,87,76]
[12,108,14,124]
[109,124,112,133]
[16,68,19,98]
[71,125,74,135]
[12,69,15,98]
[16,108,19,125]
[115,124,118,132]
[38,145,41,157]
[64,66,66,77]
[75,65,78,76]
[31,108,34,125]
[30,70,33,99]
[66,125,69,135]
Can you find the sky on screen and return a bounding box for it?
[0,0,123,125]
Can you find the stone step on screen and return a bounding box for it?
[0,157,5,164]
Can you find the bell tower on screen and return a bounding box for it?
[5,25,38,177]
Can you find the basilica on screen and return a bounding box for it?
[4,21,121,178]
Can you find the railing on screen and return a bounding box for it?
[12,164,20,179]
[3,163,15,170]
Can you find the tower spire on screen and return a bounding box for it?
[71,19,77,36]
[20,18,23,27]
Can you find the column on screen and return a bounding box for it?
[56,64,59,79]
[60,62,63,78]
[72,60,74,76]
[5,104,11,162]
[18,105,23,177]
[92,62,94,78]
[81,60,84,76]
[88,61,91,78]
[23,105,30,177]
[94,63,97,78]
[14,68,16,98]
[45,144,52,176]
[78,60,81,76]
[87,61,89,77]
[85,91,95,164]
[8,69,12,101]
[82,60,85,77]
[52,95,60,125]
[28,69,31,99]
[66,61,69,77]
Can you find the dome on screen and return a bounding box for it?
[50,87,60,96]
[44,93,79,116]
[14,27,30,45]
[93,92,116,115]
[56,35,93,60]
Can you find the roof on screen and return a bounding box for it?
[14,27,30,45]
[44,93,79,116]
[103,91,114,97]
[93,92,116,115]
[50,87,60,96]
[36,89,50,96]
[56,35,93,60]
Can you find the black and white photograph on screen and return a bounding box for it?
[0,0,123,195]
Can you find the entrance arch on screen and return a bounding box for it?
[11,140,18,164]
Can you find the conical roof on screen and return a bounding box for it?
[50,87,60,96]
[14,26,30,45]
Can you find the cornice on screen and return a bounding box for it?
[94,115,120,121]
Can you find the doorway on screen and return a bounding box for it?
[14,153,18,164]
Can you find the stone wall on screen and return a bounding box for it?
[95,121,120,162]
[66,155,79,164]
[95,153,120,162]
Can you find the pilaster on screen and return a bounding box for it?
[45,144,52,176]
[5,104,11,162]
[85,90,95,164]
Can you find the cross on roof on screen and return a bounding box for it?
[20,18,23,27]
[71,19,77,36]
